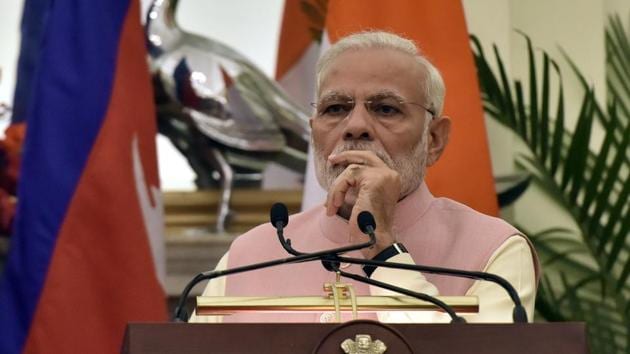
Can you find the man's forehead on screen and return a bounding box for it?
[317,48,426,100]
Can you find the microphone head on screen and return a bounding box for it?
[270,203,289,228]
[357,211,376,234]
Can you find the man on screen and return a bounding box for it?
[190,31,538,323]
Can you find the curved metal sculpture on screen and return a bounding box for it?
[146,0,311,232]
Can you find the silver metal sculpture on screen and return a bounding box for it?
[145,0,310,232]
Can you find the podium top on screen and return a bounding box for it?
[195,295,479,315]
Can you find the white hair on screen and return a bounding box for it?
[316,31,446,116]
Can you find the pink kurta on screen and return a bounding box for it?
[223,183,538,322]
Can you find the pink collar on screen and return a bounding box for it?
[318,182,435,244]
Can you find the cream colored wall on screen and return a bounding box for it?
[462,0,515,179]
[607,0,630,15]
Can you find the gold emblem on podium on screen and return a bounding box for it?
[341,334,387,354]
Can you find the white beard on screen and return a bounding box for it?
[313,121,430,200]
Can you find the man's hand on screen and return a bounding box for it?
[325,150,401,259]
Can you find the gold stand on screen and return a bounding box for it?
[323,272,359,322]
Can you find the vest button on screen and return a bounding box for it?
[319,312,335,323]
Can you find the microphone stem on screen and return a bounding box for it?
[276,222,306,256]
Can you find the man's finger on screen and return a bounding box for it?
[328,150,387,168]
[326,164,363,216]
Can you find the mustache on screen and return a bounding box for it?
[328,142,394,169]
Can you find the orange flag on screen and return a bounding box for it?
[278,0,498,216]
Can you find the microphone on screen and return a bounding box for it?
[270,202,304,256]
[357,211,376,235]
[270,203,288,229]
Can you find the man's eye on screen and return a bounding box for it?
[372,103,401,116]
[321,104,350,116]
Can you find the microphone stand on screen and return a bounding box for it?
[276,218,528,323]
[174,213,465,323]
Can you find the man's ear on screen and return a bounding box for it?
[426,116,451,166]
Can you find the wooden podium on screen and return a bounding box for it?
[122,321,589,353]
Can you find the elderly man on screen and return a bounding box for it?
[190,31,538,323]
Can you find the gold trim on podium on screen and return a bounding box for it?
[195,295,478,315]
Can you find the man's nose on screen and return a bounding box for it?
[343,104,374,140]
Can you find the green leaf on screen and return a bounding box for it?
[534,241,597,274]
[598,123,630,258]
[517,31,540,152]
[617,258,630,294]
[560,90,594,201]
[608,209,630,277]
[471,36,509,124]
[514,81,528,139]
[606,42,630,101]
[540,53,551,164]
[529,227,575,240]
[536,277,566,321]
[557,274,602,305]
[607,78,630,119]
[609,15,630,79]
[550,78,565,177]
[543,248,589,267]
[590,121,629,247]
[493,44,517,128]
[579,102,616,221]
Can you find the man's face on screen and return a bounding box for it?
[311,47,435,198]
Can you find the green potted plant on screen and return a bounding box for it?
[471,14,629,354]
